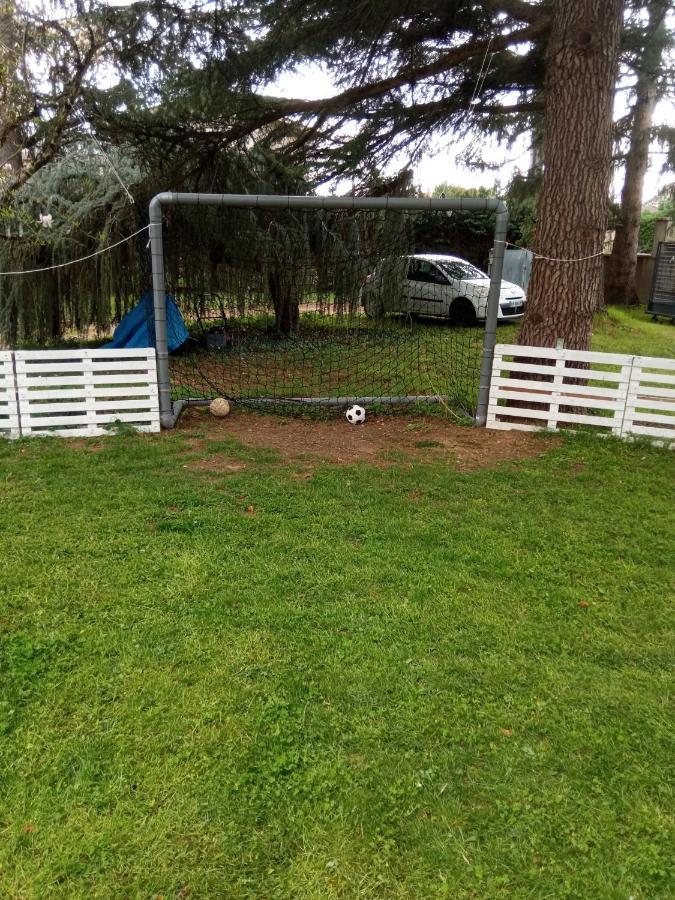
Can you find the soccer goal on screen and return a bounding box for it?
[148,193,509,427]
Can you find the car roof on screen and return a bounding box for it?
[373,253,486,271]
[411,253,474,264]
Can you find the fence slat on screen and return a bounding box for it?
[18,386,158,401]
[15,360,158,374]
[16,373,158,387]
[485,419,540,432]
[625,409,675,424]
[494,343,634,366]
[621,424,675,439]
[632,355,675,370]
[21,411,160,427]
[487,404,618,428]
[15,348,155,360]
[23,400,158,415]
[627,370,675,386]
[19,424,160,439]
[627,385,675,400]
[489,376,628,399]
[493,389,625,411]
[0,352,20,439]
[493,361,629,382]
[626,399,675,414]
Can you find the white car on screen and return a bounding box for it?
[360,253,526,325]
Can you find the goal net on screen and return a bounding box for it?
[152,195,509,420]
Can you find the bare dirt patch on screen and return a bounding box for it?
[186,457,247,474]
[175,406,559,471]
[64,439,106,452]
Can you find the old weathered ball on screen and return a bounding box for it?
[209,397,231,417]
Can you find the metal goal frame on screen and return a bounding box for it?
[149,192,508,427]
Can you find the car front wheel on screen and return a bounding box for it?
[449,297,477,327]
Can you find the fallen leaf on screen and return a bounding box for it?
[578,600,589,609]
[500,728,512,737]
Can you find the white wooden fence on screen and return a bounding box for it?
[487,344,675,446]
[1,348,159,439]
[0,351,20,439]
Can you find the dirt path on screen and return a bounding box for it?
[176,406,557,471]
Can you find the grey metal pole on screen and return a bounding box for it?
[150,191,504,214]
[149,196,173,428]
[475,203,508,427]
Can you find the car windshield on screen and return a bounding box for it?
[437,260,487,281]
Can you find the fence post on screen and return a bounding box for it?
[476,202,508,426]
[82,350,97,437]
[620,355,637,439]
[9,351,21,439]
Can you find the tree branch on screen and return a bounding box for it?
[484,1,549,24]
[221,16,550,144]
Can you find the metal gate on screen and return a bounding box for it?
[648,241,675,320]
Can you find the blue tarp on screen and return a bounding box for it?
[104,293,189,352]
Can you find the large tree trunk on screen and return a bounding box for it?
[0,2,23,174]
[530,124,544,177]
[605,0,669,307]
[519,0,623,350]
[268,267,299,334]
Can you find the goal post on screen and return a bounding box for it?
[148,192,508,428]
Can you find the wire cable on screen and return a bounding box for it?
[0,225,150,276]
[467,36,494,109]
[75,112,136,204]
[496,240,606,262]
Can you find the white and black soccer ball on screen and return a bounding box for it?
[345,404,366,425]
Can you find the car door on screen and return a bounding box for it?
[439,260,496,319]
[404,260,452,316]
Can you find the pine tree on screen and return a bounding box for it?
[94,2,549,183]
[3,0,671,348]
[605,0,673,306]
[0,1,253,202]
[518,0,624,349]
[0,1,24,175]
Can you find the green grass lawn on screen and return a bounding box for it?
[171,322,483,413]
[497,305,675,358]
[1,424,673,898]
[591,306,675,358]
